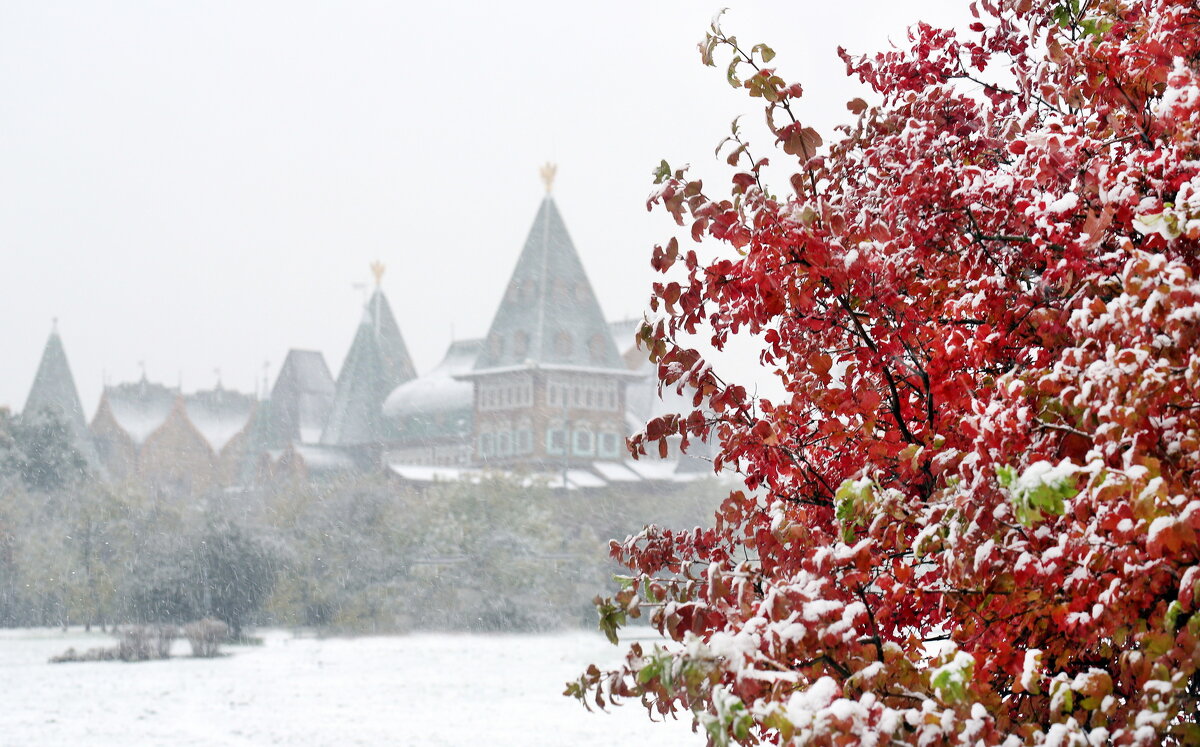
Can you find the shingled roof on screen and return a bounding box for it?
[471,196,625,373]
[321,288,416,446]
[260,349,336,448]
[22,326,99,466]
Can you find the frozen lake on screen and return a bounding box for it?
[0,627,696,746]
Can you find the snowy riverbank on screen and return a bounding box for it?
[0,627,695,746]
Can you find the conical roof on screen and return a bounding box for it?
[473,196,624,372]
[321,288,416,446]
[23,326,99,466]
[234,349,337,485]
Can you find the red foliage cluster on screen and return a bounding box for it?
[569,1,1200,743]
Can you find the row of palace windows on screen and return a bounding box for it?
[479,377,621,412]
[478,428,623,459]
[545,428,622,459]
[478,379,534,411]
[546,379,619,411]
[478,428,535,458]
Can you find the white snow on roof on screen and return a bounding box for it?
[545,469,607,490]
[106,384,176,445]
[623,459,686,482]
[592,461,644,482]
[185,389,255,453]
[293,444,355,471]
[110,411,169,445]
[383,339,480,420]
[189,412,248,453]
[388,463,611,490]
[388,464,485,483]
[383,375,474,419]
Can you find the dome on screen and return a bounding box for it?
[383,374,473,420]
[382,339,481,442]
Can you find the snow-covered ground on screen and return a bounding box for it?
[0,627,696,746]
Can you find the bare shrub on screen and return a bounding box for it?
[51,623,177,663]
[49,646,118,663]
[154,624,178,658]
[118,626,155,661]
[183,618,228,657]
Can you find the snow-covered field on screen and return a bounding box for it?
[0,627,696,746]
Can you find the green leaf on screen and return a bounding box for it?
[1050,678,1074,713]
[636,657,662,684]
[641,576,661,603]
[995,464,1016,488]
[1052,3,1072,27]
[834,477,873,540]
[726,56,742,88]
[931,652,975,703]
[595,597,626,644]
[652,159,672,184]
[1079,16,1113,38]
[1166,600,1184,632]
[752,43,775,63]
[999,461,1079,527]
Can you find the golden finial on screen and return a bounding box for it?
[370,260,386,286]
[539,162,557,193]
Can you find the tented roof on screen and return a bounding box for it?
[322,289,417,446]
[22,327,99,466]
[261,349,335,448]
[473,197,624,373]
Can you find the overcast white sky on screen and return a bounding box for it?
[0,0,971,414]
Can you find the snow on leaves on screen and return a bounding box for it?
[572,0,1200,744]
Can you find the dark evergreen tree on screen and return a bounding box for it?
[0,407,88,492]
[194,520,278,638]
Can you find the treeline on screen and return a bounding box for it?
[0,412,724,633]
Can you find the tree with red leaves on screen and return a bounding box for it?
[567,1,1200,743]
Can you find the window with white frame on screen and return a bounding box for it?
[598,431,622,458]
[573,425,594,457]
[546,426,567,455]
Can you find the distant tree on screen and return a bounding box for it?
[122,520,276,638]
[194,520,277,639]
[406,477,606,632]
[261,475,625,633]
[0,506,18,626]
[571,1,1200,744]
[124,536,202,626]
[0,407,87,492]
[61,487,127,631]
